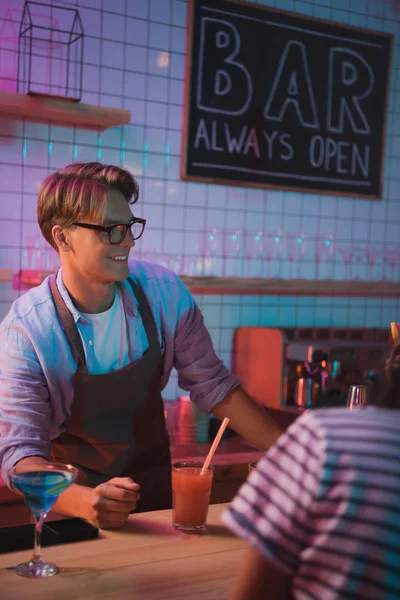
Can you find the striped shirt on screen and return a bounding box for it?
[222,407,400,600]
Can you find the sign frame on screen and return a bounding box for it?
[180,0,393,200]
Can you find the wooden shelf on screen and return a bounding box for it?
[18,270,400,297]
[182,276,400,298]
[0,91,130,130]
[0,269,12,283]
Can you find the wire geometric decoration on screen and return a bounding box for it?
[17,1,84,102]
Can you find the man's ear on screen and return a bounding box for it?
[52,225,72,252]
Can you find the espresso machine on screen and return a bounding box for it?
[233,326,390,411]
[283,329,390,408]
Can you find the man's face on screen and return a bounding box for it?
[66,188,135,283]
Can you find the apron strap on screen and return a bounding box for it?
[49,272,86,369]
[126,278,160,349]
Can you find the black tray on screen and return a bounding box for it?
[0,518,99,554]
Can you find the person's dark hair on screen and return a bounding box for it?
[37,162,139,251]
[377,344,400,408]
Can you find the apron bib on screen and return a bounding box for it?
[49,274,172,512]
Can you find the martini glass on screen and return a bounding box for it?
[199,227,220,275]
[264,230,284,278]
[245,230,265,278]
[222,228,243,277]
[9,462,77,578]
[315,234,334,280]
[285,232,306,279]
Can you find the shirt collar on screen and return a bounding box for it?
[119,277,139,317]
[55,267,139,323]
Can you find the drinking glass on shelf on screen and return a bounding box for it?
[222,228,243,277]
[351,244,367,281]
[245,230,265,278]
[9,462,77,578]
[347,385,368,410]
[46,246,60,272]
[24,234,41,270]
[314,234,334,280]
[285,232,306,279]
[181,255,202,276]
[140,250,154,263]
[157,254,170,270]
[264,230,284,278]
[199,227,220,276]
[366,244,381,281]
[338,245,353,280]
[169,253,183,275]
[382,246,400,281]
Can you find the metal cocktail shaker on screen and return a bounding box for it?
[347,385,369,410]
[294,376,314,408]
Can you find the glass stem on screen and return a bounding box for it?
[344,263,349,280]
[246,258,251,278]
[315,260,320,280]
[31,511,46,563]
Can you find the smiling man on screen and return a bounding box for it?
[0,162,282,529]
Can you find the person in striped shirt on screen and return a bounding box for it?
[222,346,400,600]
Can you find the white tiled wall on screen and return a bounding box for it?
[0,0,399,399]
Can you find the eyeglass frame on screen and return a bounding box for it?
[70,217,147,244]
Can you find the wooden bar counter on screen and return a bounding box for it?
[0,503,246,600]
[0,437,267,527]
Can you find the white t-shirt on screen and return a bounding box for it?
[79,287,129,374]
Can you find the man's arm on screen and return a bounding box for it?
[171,277,286,448]
[14,456,140,529]
[211,386,283,450]
[229,546,292,600]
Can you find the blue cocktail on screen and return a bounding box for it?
[9,462,77,578]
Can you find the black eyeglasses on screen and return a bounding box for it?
[71,218,146,244]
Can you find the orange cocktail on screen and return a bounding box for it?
[172,461,213,532]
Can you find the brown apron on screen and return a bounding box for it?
[49,274,172,513]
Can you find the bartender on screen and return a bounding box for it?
[0,162,282,529]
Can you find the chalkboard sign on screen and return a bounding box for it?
[181,0,393,199]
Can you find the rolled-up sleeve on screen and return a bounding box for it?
[173,281,241,413]
[0,323,51,488]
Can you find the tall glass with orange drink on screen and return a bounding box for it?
[172,461,213,532]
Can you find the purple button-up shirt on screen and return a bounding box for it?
[0,261,240,487]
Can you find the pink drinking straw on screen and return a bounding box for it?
[201,418,230,474]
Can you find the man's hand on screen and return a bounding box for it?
[13,458,141,529]
[86,477,140,529]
